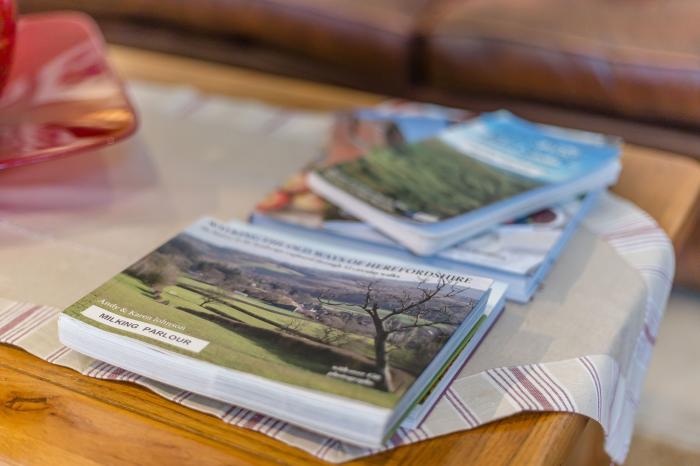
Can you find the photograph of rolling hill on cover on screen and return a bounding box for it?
[255,106,468,226]
[64,231,483,407]
[316,138,543,222]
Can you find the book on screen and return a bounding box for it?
[58,218,505,447]
[252,195,597,303]
[402,280,507,428]
[251,106,600,302]
[307,110,621,255]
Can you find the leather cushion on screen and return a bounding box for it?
[20,0,435,82]
[425,0,700,127]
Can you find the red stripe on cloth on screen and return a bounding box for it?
[0,306,40,337]
[96,364,116,379]
[244,413,265,429]
[107,367,128,379]
[234,409,252,426]
[511,367,554,410]
[487,369,529,410]
[6,307,56,343]
[119,370,138,382]
[580,357,602,421]
[85,362,108,377]
[497,368,539,410]
[532,364,576,411]
[588,359,603,421]
[522,365,565,411]
[601,219,652,234]
[46,346,70,363]
[607,238,672,250]
[602,226,660,240]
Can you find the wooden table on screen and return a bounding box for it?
[1,46,699,466]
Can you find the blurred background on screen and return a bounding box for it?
[15,1,700,463]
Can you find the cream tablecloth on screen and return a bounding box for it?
[0,82,673,463]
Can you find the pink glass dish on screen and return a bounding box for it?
[0,12,137,169]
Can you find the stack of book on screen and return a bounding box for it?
[57,102,621,448]
[251,103,619,302]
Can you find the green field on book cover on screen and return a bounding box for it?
[63,220,488,408]
[312,111,619,224]
[316,137,542,223]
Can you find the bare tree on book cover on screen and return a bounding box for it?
[120,235,477,400]
[319,279,465,392]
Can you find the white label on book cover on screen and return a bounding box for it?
[82,305,210,353]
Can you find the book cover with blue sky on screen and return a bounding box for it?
[440,111,620,184]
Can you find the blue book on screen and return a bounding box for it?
[307,110,620,255]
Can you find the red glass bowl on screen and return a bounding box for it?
[0,0,16,93]
[0,12,137,169]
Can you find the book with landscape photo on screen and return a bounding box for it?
[58,218,505,447]
[307,110,621,255]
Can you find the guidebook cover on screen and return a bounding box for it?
[310,110,619,224]
[61,219,491,408]
[255,101,470,226]
[254,106,581,276]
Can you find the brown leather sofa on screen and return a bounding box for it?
[19,0,700,153]
[426,0,700,128]
[17,0,700,286]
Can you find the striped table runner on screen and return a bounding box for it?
[0,192,673,463]
[0,82,674,463]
